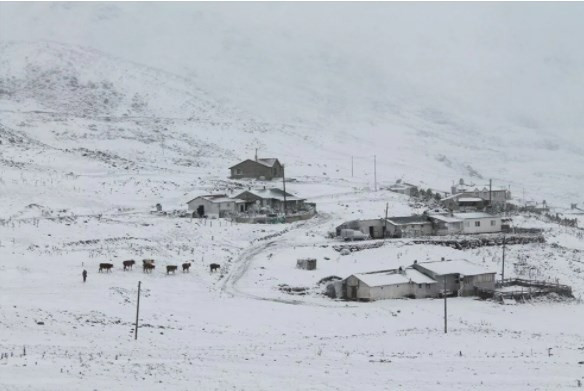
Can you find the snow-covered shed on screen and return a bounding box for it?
[344,268,438,301]
[412,259,496,296]
[335,218,386,239]
[187,194,245,218]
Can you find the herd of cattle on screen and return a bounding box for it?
[98,259,221,274]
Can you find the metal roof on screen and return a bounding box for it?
[452,212,500,219]
[386,216,430,225]
[235,188,304,201]
[416,259,495,276]
[229,158,280,169]
[352,268,437,287]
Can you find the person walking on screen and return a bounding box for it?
[82,269,87,283]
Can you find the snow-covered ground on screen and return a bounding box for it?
[1,3,584,389]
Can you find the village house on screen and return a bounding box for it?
[229,155,284,180]
[234,188,305,214]
[343,267,438,301]
[440,193,487,212]
[385,216,433,238]
[450,178,511,207]
[452,212,502,234]
[187,194,246,218]
[412,259,496,296]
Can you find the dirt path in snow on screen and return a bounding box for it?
[219,212,337,306]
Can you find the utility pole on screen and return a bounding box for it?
[443,277,448,334]
[373,155,377,192]
[134,281,141,340]
[351,156,354,177]
[489,179,492,207]
[501,235,506,282]
[282,165,287,216]
[384,202,388,239]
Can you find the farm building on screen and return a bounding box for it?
[412,259,496,296]
[387,179,418,196]
[229,157,283,180]
[385,216,433,238]
[335,218,385,239]
[450,178,511,207]
[343,267,438,301]
[187,194,246,218]
[440,193,487,212]
[234,188,305,213]
[452,212,502,234]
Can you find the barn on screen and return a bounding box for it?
[343,267,438,301]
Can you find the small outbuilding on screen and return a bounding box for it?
[234,188,305,213]
[297,258,317,270]
[452,212,502,234]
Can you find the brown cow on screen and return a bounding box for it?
[166,265,178,274]
[210,263,220,273]
[123,260,135,271]
[182,262,191,273]
[99,263,113,273]
[143,263,155,273]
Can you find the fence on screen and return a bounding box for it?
[476,278,573,302]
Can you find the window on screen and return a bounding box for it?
[475,221,481,227]
[491,220,496,226]
[418,284,422,288]
[236,168,242,175]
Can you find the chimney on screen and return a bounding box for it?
[441,257,445,262]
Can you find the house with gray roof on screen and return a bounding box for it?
[234,188,305,213]
[229,156,283,180]
[343,267,438,301]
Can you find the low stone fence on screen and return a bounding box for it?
[233,209,317,224]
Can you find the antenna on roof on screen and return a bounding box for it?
[255,148,258,162]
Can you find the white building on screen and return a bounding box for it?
[187,194,246,218]
[412,259,496,296]
[344,268,438,301]
[452,212,502,234]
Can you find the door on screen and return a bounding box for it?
[197,205,205,217]
[369,226,375,238]
[350,286,358,299]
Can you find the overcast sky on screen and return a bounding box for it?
[1,2,583,140]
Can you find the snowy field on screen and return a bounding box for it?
[2,3,584,389]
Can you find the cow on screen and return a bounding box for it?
[142,259,155,273]
[166,265,178,274]
[122,260,135,271]
[210,263,220,273]
[99,263,113,273]
[182,262,191,273]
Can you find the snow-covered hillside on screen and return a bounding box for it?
[1,3,584,390]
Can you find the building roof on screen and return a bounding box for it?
[187,194,245,204]
[352,268,437,287]
[236,188,304,201]
[416,259,495,276]
[386,216,430,225]
[229,158,280,169]
[428,214,462,223]
[452,212,500,220]
[458,197,484,203]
